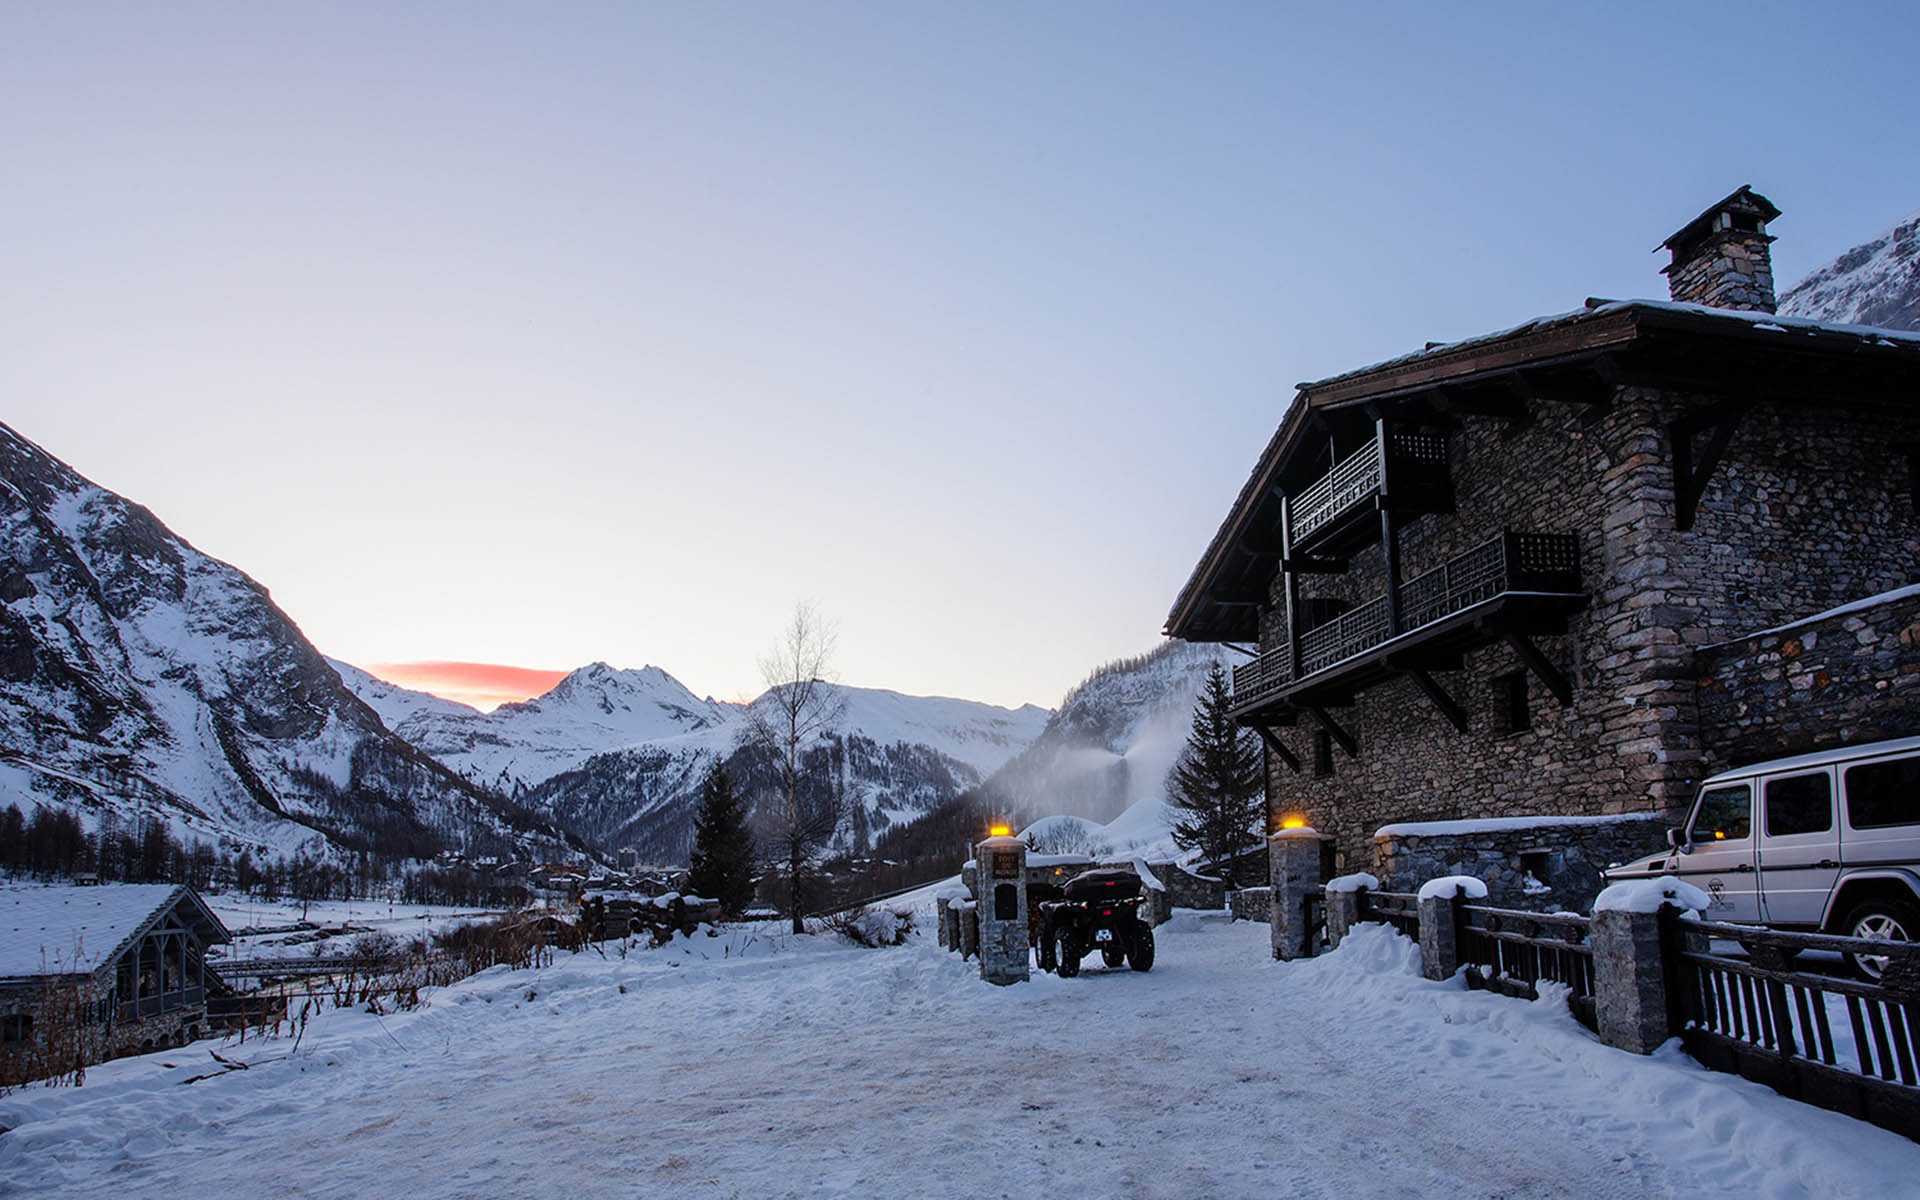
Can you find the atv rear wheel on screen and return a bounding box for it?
[1054,926,1081,978]
[1128,925,1155,972]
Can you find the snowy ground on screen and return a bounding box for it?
[3,913,1917,1198]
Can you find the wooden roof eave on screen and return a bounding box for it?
[1302,308,1645,412]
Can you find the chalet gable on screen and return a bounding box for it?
[0,884,230,985]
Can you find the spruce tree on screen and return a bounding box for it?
[1168,662,1265,883]
[687,760,756,917]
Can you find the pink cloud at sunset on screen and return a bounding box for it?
[364,661,571,712]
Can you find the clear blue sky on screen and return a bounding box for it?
[4,2,1915,709]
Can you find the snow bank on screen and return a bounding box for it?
[1417,875,1488,901]
[1325,872,1380,894]
[1593,876,1712,915]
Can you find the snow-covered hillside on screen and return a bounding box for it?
[976,640,1222,826]
[526,681,1049,862]
[338,663,1052,863]
[1780,207,1920,331]
[5,916,1913,1198]
[0,421,572,860]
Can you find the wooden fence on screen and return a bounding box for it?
[1353,890,1420,940]
[1667,917,1920,1139]
[1326,883,1920,1140]
[1456,905,1597,1032]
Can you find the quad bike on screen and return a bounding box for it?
[1036,867,1155,977]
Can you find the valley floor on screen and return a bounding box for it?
[2,912,1916,1198]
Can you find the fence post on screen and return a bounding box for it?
[1325,887,1359,949]
[1268,828,1324,960]
[974,835,1030,986]
[1418,886,1466,981]
[1591,905,1677,1054]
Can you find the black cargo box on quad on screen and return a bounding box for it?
[1062,868,1142,901]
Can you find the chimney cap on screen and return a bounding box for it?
[1659,185,1781,255]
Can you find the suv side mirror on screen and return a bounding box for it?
[1666,826,1689,853]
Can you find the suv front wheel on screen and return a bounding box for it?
[1842,897,1920,981]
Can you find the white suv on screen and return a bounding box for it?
[1605,735,1920,979]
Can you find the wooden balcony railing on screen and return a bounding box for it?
[1230,530,1581,713]
[1285,430,1449,549]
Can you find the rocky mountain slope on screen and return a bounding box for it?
[0,421,572,861]
[337,663,1051,863]
[1780,207,1920,331]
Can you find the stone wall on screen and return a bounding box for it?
[1157,863,1226,910]
[1371,815,1668,913]
[1695,588,1920,769]
[1228,887,1270,922]
[1259,387,1920,879]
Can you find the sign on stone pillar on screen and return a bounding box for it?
[1269,828,1325,960]
[974,835,1030,985]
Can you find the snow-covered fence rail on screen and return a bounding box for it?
[1455,905,1597,1032]
[1352,890,1419,940]
[1668,917,1920,1139]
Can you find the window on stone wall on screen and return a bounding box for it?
[1494,671,1531,734]
[1313,728,1334,777]
[2,1013,30,1043]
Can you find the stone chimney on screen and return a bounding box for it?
[1660,185,1781,313]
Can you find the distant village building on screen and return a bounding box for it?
[1167,187,1920,907]
[1,884,231,1077]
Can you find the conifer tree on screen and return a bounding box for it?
[687,760,756,917]
[1168,662,1265,883]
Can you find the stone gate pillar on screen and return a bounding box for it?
[975,835,1030,985]
[1269,827,1324,960]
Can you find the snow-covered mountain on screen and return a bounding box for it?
[333,659,733,794]
[1780,207,1920,331]
[976,639,1222,827]
[0,421,574,861]
[336,663,1052,863]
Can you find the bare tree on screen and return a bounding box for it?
[745,603,848,934]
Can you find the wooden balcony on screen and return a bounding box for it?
[1285,429,1450,552]
[1230,531,1584,718]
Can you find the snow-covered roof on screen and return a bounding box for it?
[0,884,230,982]
[1301,296,1920,395]
[1373,813,1663,840]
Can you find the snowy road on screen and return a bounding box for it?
[3,913,1916,1198]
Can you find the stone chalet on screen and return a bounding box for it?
[1,883,231,1074]
[1166,187,1920,909]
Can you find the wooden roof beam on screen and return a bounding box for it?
[1306,706,1359,759]
[1252,725,1301,774]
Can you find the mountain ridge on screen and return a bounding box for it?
[0,420,574,862]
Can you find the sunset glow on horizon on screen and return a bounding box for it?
[364,661,572,713]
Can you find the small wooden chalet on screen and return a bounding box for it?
[1,883,231,1075]
[1167,187,1920,904]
